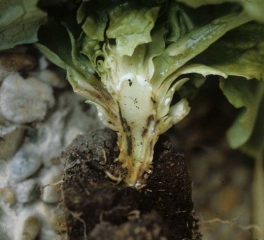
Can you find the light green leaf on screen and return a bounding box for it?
[143,24,167,80]
[166,2,194,43]
[106,4,159,56]
[77,2,87,24]
[192,22,264,80]
[220,77,264,149]
[242,91,264,157]
[152,10,251,85]
[82,12,108,41]
[0,0,46,50]
[79,35,104,72]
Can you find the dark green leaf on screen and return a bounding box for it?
[0,0,46,50]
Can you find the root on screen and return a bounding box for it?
[200,217,264,238]
[104,170,122,184]
[69,211,87,240]
[101,149,122,184]
[100,149,107,165]
[40,180,64,197]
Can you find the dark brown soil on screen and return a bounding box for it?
[61,128,201,240]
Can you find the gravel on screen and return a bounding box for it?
[0,125,25,159]
[0,51,101,240]
[0,73,55,124]
[10,150,42,182]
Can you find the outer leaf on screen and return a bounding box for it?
[220,77,264,149]
[37,21,100,87]
[166,2,194,43]
[77,2,87,24]
[0,0,46,50]
[151,10,251,86]
[177,0,264,23]
[192,22,264,80]
[37,21,75,70]
[242,90,264,157]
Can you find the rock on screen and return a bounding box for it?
[14,211,40,240]
[39,56,49,70]
[15,179,40,204]
[58,91,102,147]
[31,109,69,167]
[26,92,100,167]
[0,70,9,82]
[40,166,62,204]
[0,187,16,206]
[0,113,7,125]
[0,52,37,72]
[35,69,67,89]
[0,51,37,83]
[0,125,25,159]
[32,56,67,88]
[41,184,61,204]
[0,73,55,124]
[10,150,42,182]
[36,202,66,233]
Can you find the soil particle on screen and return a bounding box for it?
[62,129,200,240]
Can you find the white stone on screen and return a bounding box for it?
[0,70,9,82]
[0,125,25,159]
[0,73,55,124]
[34,69,67,89]
[15,179,39,204]
[0,187,16,206]
[36,202,65,239]
[40,166,62,204]
[39,56,49,70]
[10,150,42,182]
[14,211,40,240]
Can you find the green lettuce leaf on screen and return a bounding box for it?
[0,0,46,50]
[106,4,159,56]
[36,19,99,85]
[82,12,107,41]
[191,22,264,80]
[151,10,251,87]
[220,77,264,153]
[166,2,194,43]
[242,92,264,157]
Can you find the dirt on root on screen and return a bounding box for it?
[61,128,201,240]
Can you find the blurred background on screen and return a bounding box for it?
[169,78,258,240]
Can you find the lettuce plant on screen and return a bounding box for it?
[1,0,264,189]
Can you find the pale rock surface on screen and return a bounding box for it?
[0,125,25,160]
[10,150,42,182]
[34,69,67,89]
[15,179,40,204]
[40,166,62,204]
[0,58,101,240]
[0,74,55,124]
[14,210,40,240]
[0,187,16,206]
